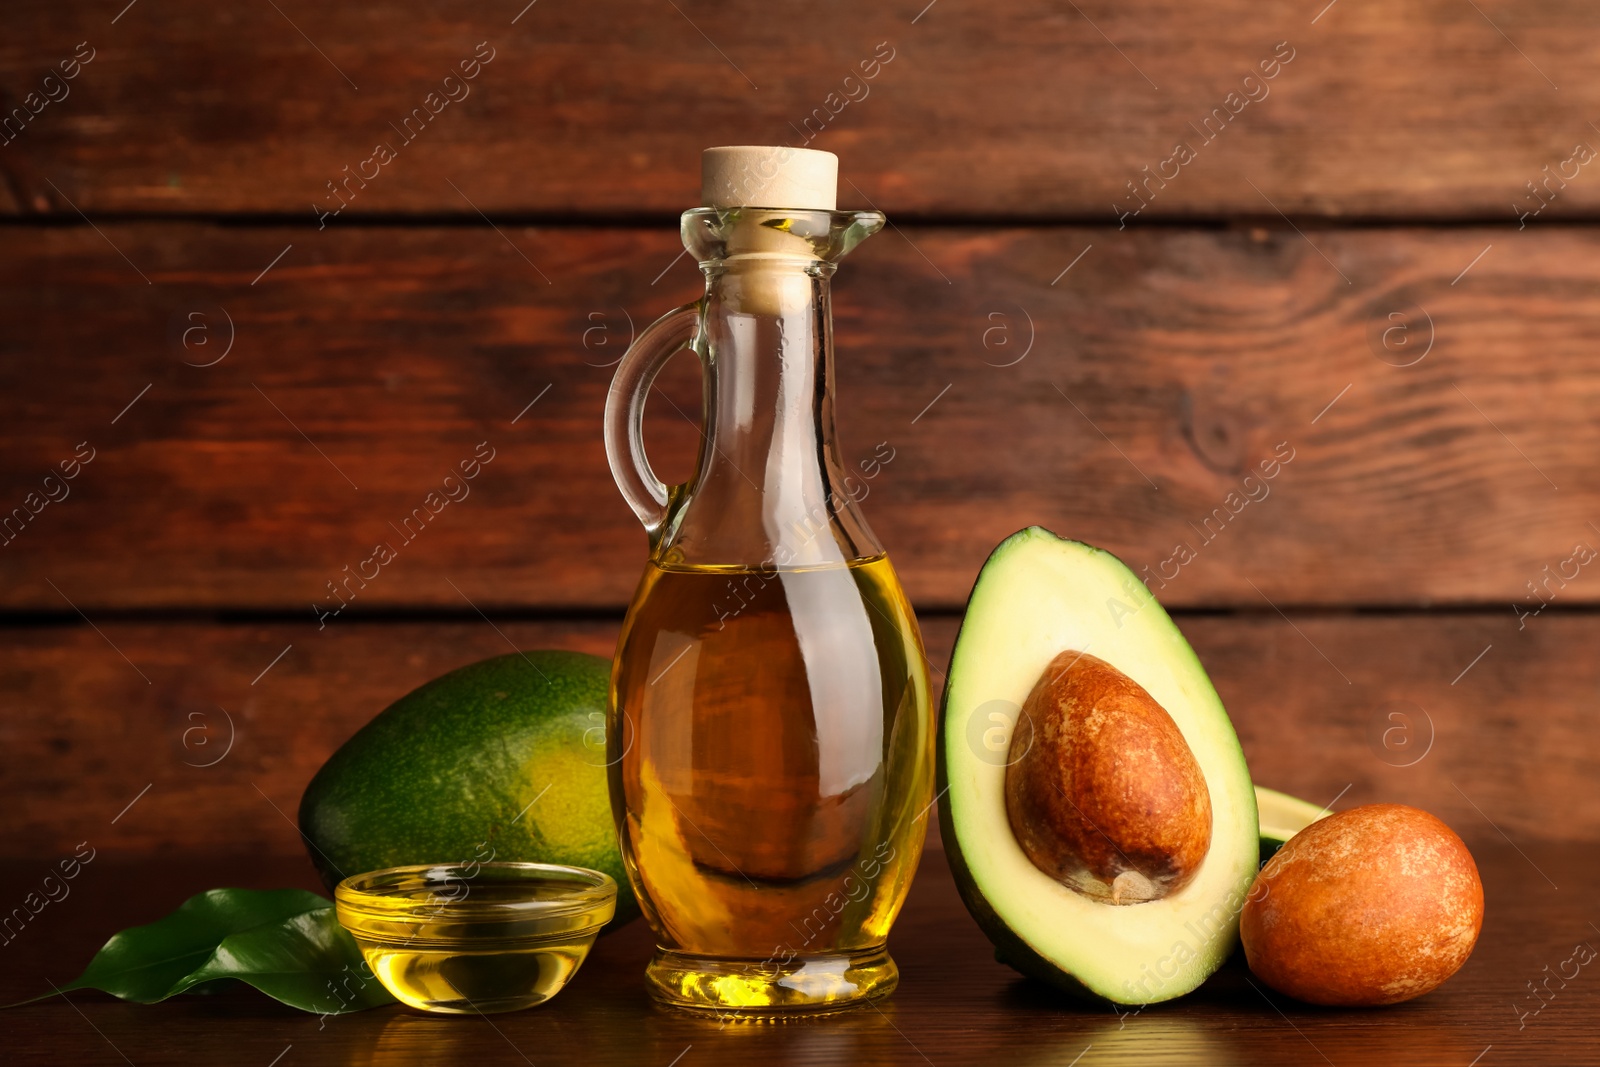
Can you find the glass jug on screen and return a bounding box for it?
[603,204,935,1014]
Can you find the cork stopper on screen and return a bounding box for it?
[701,146,838,210]
[697,146,838,317]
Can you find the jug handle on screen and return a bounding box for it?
[603,300,702,538]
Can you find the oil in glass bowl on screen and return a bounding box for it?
[335,862,616,1014]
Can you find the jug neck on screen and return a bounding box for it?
[658,208,885,570]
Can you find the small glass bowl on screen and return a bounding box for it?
[335,862,617,1014]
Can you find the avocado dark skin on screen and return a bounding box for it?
[297,650,638,927]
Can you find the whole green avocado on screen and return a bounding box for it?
[297,650,637,926]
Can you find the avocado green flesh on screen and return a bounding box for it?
[1255,785,1331,864]
[938,528,1258,1004]
[298,651,637,926]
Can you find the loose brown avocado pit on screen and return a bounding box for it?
[1004,650,1213,906]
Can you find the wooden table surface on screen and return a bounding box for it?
[5,841,1589,1066]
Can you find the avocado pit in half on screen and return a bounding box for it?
[1005,650,1212,905]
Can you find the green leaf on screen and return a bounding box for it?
[181,907,395,1013]
[49,888,330,1003]
[8,887,395,1014]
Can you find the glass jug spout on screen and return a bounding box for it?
[602,208,885,564]
[681,206,886,268]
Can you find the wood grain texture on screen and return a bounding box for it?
[2,224,1596,610]
[0,2,1597,218]
[3,609,1591,859]
[1,844,1589,1066]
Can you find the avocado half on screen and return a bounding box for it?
[938,528,1259,1004]
[1255,785,1331,864]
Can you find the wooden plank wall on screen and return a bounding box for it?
[3,1,1596,854]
